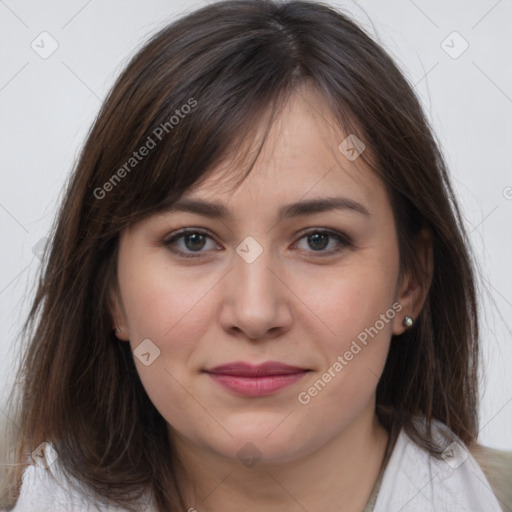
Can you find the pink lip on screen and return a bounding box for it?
[204,361,309,397]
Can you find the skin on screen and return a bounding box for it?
[110,83,431,512]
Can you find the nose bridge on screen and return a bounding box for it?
[232,238,279,307]
[219,236,290,338]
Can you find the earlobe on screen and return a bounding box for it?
[393,229,433,336]
[109,286,130,341]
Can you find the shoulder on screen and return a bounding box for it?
[9,461,108,512]
[471,442,512,512]
[9,457,156,512]
[372,418,506,512]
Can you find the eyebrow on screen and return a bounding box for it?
[163,196,370,220]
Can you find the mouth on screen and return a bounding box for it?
[203,361,311,397]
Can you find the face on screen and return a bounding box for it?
[110,84,419,466]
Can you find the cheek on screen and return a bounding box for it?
[117,260,220,425]
[118,254,218,346]
[292,254,398,412]
[293,260,398,350]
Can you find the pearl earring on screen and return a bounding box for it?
[402,316,414,328]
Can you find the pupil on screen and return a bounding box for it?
[185,234,205,251]
[309,233,328,250]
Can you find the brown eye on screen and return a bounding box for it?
[163,229,220,258]
[163,227,352,260]
[182,233,207,251]
[295,229,352,255]
[307,232,330,251]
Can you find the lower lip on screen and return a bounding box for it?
[206,372,308,397]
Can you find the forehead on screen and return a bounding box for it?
[180,84,387,215]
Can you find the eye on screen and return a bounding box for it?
[294,229,352,256]
[164,227,352,259]
[163,229,221,258]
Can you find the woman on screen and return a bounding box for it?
[1,1,510,511]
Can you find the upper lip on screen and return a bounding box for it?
[204,361,309,377]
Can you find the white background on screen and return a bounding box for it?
[0,0,511,450]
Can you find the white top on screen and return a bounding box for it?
[372,424,503,512]
[8,459,157,512]
[8,422,502,512]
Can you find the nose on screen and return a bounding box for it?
[218,243,293,341]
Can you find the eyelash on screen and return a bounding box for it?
[162,228,353,259]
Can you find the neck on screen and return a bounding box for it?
[172,404,389,512]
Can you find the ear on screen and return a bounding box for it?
[108,283,130,342]
[393,228,433,335]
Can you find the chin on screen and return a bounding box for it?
[199,423,321,467]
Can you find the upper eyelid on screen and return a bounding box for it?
[164,226,349,240]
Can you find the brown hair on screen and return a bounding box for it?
[2,0,480,510]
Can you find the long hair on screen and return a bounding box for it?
[1,1,479,510]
